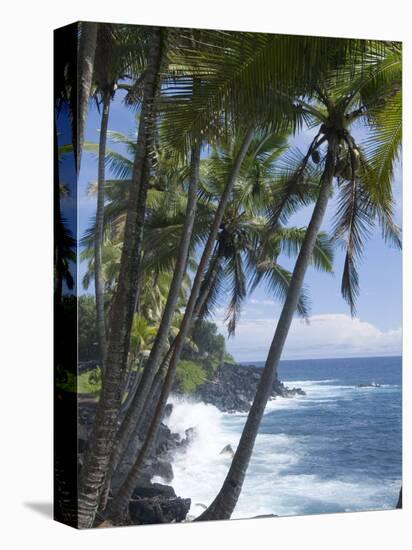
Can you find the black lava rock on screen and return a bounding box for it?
[129,496,191,524]
[132,483,176,499]
[190,362,305,413]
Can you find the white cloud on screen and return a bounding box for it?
[250,299,276,306]
[215,313,402,362]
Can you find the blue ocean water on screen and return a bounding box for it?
[166,355,402,519]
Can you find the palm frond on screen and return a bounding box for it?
[224,250,247,336]
[363,91,402,205]
[250,261,310,318]
[161,32,365,153]
[276,228,334,272]
[332,178,375,315]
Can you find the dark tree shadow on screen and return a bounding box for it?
[24,502,53,518]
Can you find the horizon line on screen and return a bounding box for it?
[237,354,402,364]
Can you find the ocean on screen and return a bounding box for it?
[162,355,402,519]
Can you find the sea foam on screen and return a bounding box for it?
[162,377,400,519]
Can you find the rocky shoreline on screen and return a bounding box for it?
[77,361,304,525]
[189,362,305,413]
[78,399,193,525]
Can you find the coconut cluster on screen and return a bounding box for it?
[334,142,361,180]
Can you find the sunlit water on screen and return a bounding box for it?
[159,356,401,519]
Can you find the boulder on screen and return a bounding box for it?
[155,423,180,454]
[178,426,197,448]
[152,460,174,483]
[132,483,176,499]
[129,496,191,524]
[164,403,174,418]
[220,444,235,458]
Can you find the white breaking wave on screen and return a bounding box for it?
[161,383,400,519]
[162,393,307,518]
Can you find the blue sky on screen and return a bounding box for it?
[77,90,402,362]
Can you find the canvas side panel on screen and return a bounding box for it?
[54,22,80,528]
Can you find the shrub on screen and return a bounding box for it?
[175,360,206,393]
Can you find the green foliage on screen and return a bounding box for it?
[162,31,368,153]
[224,351,236,364]
[175,360,205,393]
[88,368,102,386]
[190,319,225,361]
[130,314,157,355]
[57,368,102,396]
[78,295,99,361]
[174,319,228,393]
[200,355,220,379]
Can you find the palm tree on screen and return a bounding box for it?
[100,128,331,508]
[101,140,201,495]
[191,131,334,334]
[81,129,333,517]
[77,26,165,529]
[197,43,402,521]
[92,23,149,373]
[162,31,367,152]
[91,24,122,372]
[106,124,256,521]
[105,125,333,521]
[77,22,98,172]
[77,30,383,527]
[54,22,98,173]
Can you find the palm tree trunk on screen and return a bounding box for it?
[196,135,338,521]
[77,27,163,529]
[94,90,111,372]
[396,487,402,509]
[192,252,220,321]
[98,341,175,514]
[106,126,255,521]
[120,359,140,415]
[77,21,98,172]
[101,140,201,497]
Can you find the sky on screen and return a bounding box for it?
[76,88,402,363]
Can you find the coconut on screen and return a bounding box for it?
[352,147,361,171]
[311,150,320,164]
[334,158,347,177]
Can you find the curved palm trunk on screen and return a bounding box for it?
[77,28,163,529]
[120,363,141,414]
[120,338,175,460]
[192,252,221,321]
[119,356,142,416]
[196,135,338,521]
[122,339,174,418]
[106,126,255,521]
[77,21,98,172]
[111,335,175,466]
[102,141,201,495]
[396,487,402,509]
[98,354,168,516]
[94,90,111,372]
